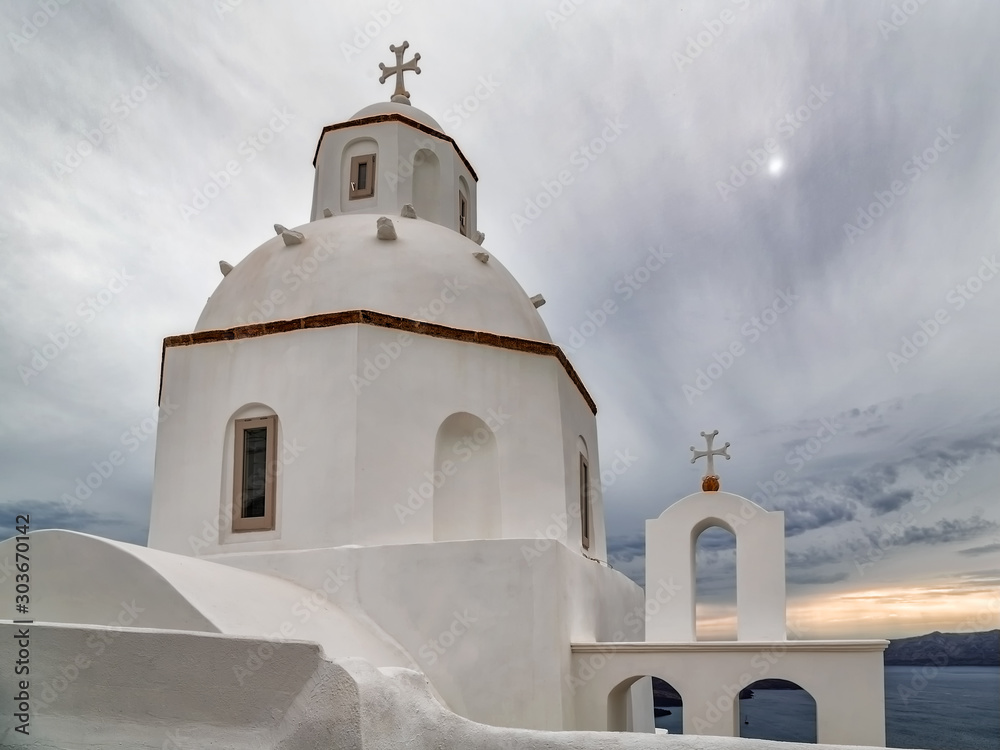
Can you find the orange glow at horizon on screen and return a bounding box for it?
[695,583,1000,640]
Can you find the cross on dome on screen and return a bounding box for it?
[379,41,421,104]
[690,429,731,492]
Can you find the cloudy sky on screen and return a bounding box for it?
[1,0,998,640]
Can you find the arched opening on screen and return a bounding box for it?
[340,137,379,211]
[432,412,500,541]
[412,148,440,224]
[576,436,591,550]
[607,675,683,734]
[652,677,683,734]
[694,523,736,640]
[739,679,816,743]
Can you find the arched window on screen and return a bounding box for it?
[458,175,471,236]
[227,405,280,533]
[341,137,378,210]
[578,436,591,550]
[432,412,500,540]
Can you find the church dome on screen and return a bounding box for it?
[196,213,551,342]
[349,101,444,132]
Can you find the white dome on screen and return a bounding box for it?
[197,213,551,342]
[350,101,443,131]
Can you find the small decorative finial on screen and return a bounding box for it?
[530,294,546,308]
[219,261,233,277]
[690,430,730,492]
[400,204,417,219]
[322,208,334,218]
[379,41,421,104]
[377,216,397,240]
[282,229,305,246]
[473,251,490,264]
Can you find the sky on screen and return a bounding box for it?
[1,0,998,641]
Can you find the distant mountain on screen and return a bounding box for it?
[884,630,999,666]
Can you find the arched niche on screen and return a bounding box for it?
[432,412,501,541]
[411,148,441,224]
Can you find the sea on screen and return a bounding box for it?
[653,666,999,749]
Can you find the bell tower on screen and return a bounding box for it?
[309,41,479,240]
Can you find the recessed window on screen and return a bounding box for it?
[458,192,468,236]
[580,454,591,550]
[349,154,376,200]
[232,415,277,532]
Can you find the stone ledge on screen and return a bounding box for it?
[572,640,890,653]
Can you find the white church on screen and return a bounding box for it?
[1,45,890,749]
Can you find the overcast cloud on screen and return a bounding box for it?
[1,0,998,639]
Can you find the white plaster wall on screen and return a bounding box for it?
[151,324,599,558]
[0,531,412,668]
[557,367,606,562]
[0,530,217,632]
[212,539,645,732]
[626,677,656,733]
[311,117,477,238]
[645,492,786,641]
[0,623,889,750]
[351,325,577,547]
[562,543,645,646]
[0,623,363,749]
[148,326,360,555]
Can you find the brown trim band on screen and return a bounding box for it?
[160,310,596,414]
[311,114,479,182]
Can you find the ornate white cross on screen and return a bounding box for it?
[690,430,731,479]
[379,41,421,104]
